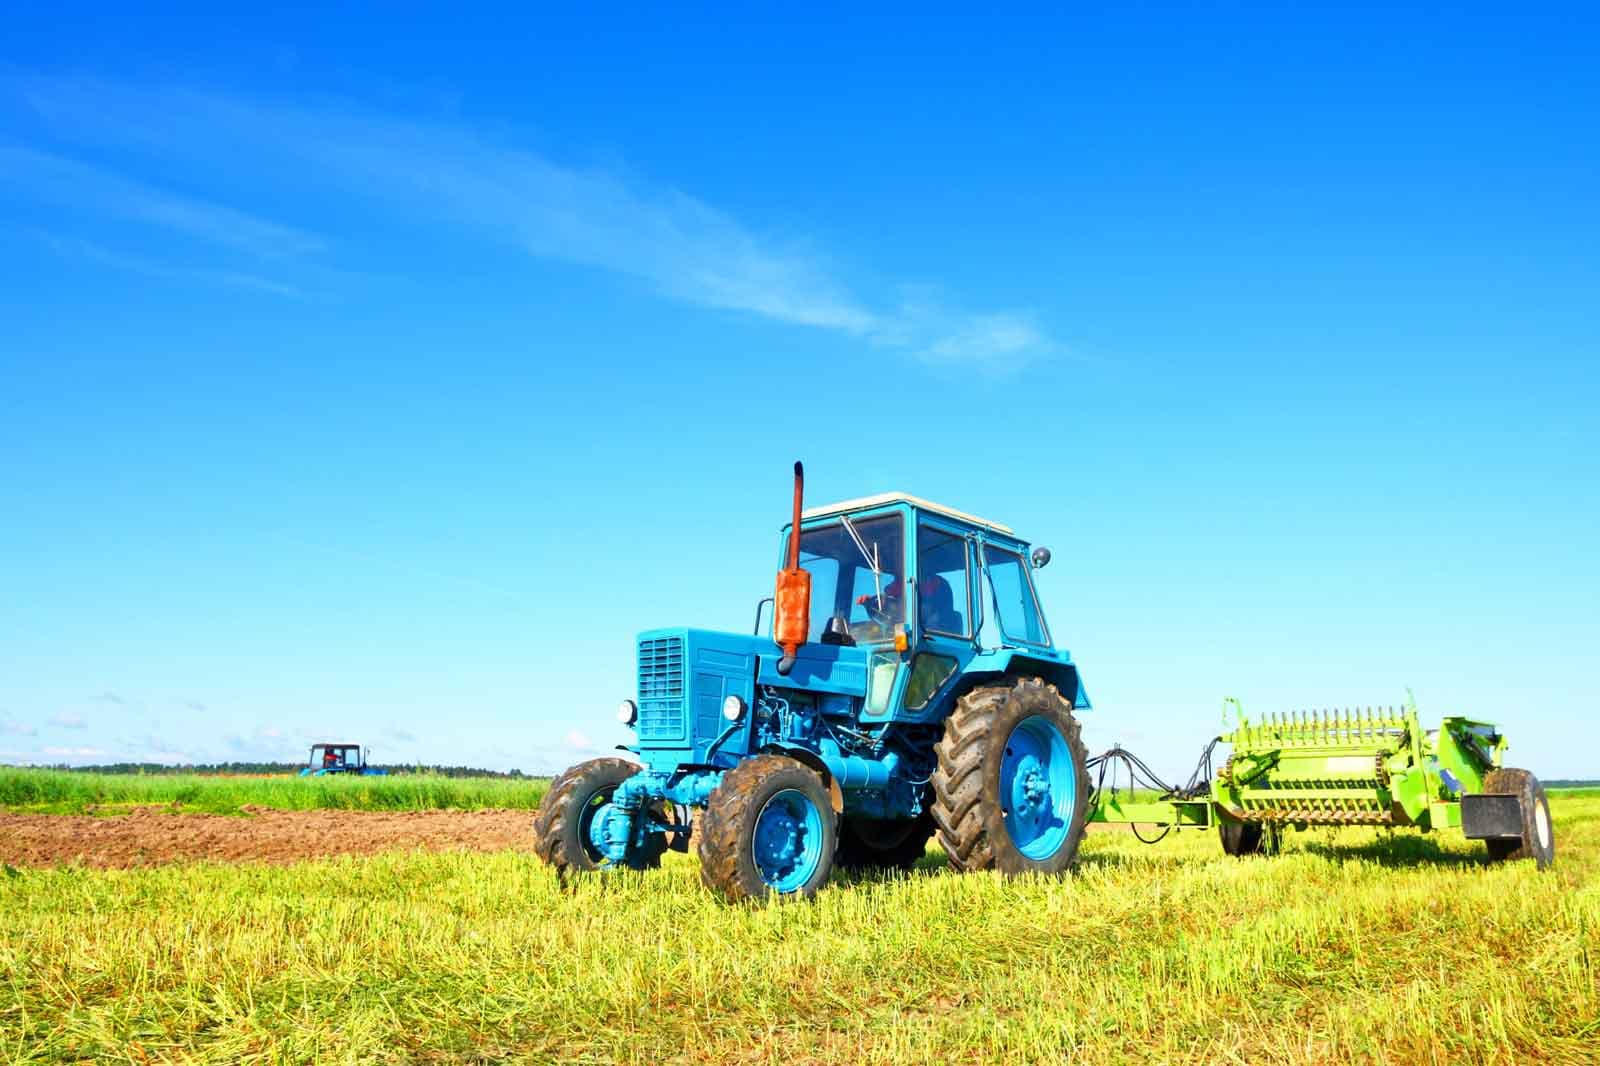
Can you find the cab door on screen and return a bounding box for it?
[899,517,979,719]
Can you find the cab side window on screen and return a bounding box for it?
[917,524,971,637]
[982,545,1049,645]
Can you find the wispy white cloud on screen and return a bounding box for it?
[878,291,1051,369]
[387,727,418,743]
[461,728,613,775]
[49,711,88,730]
[125,734,192,760]
[0,144,323,259]
[29,229,304,297]
[224,726,295,760]
[42,745,106,758]
[12,74,1055,368]
[1,718,37,737]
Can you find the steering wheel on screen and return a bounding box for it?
[856,592,897,626]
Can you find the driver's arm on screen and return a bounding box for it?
[855,584,901,614]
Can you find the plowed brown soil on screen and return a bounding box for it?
[0,806,538,868]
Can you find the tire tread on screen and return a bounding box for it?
[531,757,663,873]
[698,755,836,900]
[930,676,1088,875]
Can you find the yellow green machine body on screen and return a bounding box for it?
[1090,697,1553,868]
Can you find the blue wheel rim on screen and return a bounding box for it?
[579,787,618,866]
[999,714,1076,860]
[752,788,825,892]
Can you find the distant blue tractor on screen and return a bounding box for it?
[300,743,388,777]
[533,463,1090,899]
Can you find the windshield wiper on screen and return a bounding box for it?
[839,515,883,605]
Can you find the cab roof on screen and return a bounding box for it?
[799,493,1015,535]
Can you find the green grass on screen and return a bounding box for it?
[0,767,548,815]
[2,792,1595,1063]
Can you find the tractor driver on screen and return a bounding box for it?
[917,574,961,633]
[323,747,338,768]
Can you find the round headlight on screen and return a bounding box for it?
[722,695,744,721]
[616,699,638,725]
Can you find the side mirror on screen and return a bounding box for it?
[1031,546,1052,569]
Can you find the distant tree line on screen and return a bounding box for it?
[40,761,536,778]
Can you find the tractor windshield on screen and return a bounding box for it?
[310,745,359,769]
[789,514,904,644]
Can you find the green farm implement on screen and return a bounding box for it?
[1090,698,1554,867]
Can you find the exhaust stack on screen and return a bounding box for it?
[773,461,811,675]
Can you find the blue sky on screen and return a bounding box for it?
[1,6,1596,776]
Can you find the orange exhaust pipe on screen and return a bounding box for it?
[773,461,811,675]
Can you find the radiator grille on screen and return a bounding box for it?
[637,637,685,741]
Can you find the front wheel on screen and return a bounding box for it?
[931,677,1089,875]
[532,757,666,873]
[697,755,837,901]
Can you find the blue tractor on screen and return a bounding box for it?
[532,463,1090,899]
[299,743,388,776]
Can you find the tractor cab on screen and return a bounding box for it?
[777,492,1077,722]
[300,743,375,776]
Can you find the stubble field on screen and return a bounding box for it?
[0,771,1594,1064]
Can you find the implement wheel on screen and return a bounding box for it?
[532,757,666,873]
[835,810,936,872]
[1482,768,1555,869]
[1218,817,1281,857]
[698,755,837,901]
[931,677,1089,875]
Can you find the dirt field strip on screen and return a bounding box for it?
[0,806,539,868]
[0,804,1314,871]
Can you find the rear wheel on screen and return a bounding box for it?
[1482,768,1555,869]
[931,677,1089,875]
[532,758,666,873]
[698,755,838,900]
[835,810,936,871]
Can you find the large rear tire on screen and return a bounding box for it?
[532,757,666,874]
[1482,768,1555,869]
[698,755,837,901]
[930,677,1089,875]
[835,810,936,872]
